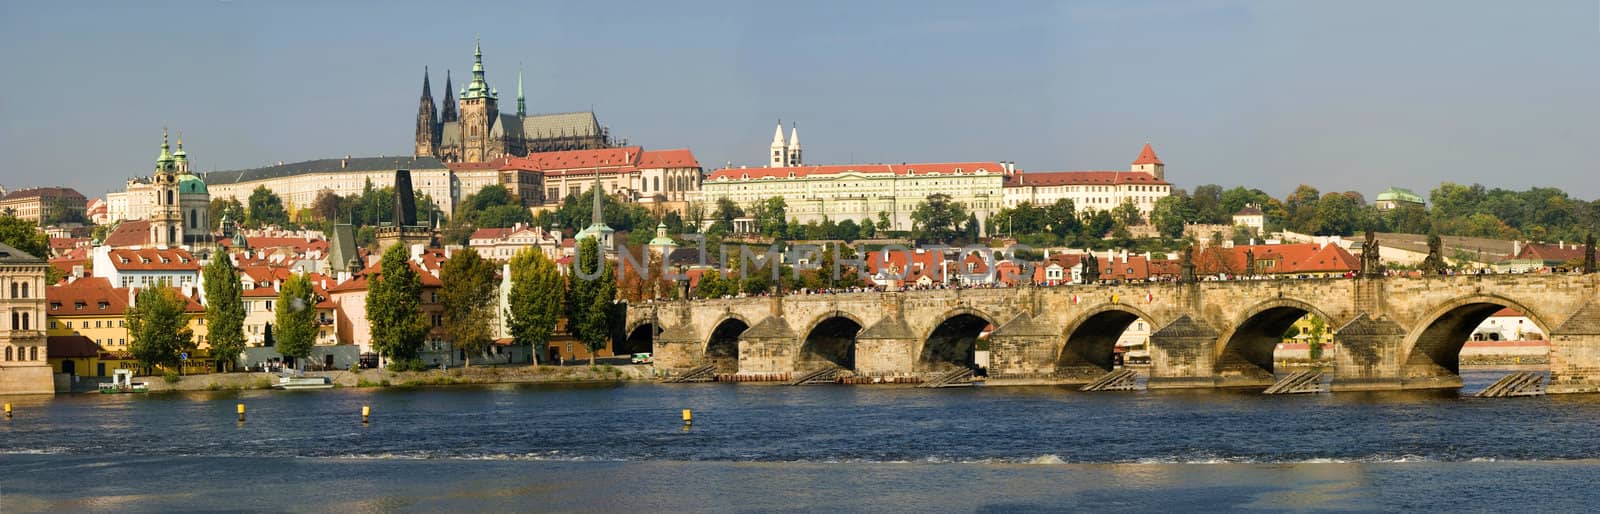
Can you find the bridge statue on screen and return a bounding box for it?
[1179,246,1197,283]
[1419,233,1447,274]
[1081,252,1100,284]
[1361,229,1385,278]
[1585,233,1596,274]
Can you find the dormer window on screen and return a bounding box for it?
[74,301,86,309]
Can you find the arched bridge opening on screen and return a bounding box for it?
[800,316,862,372]
[1217,302,1331,388]
[920,313,993,374]
[1058,309,1155,381]
[1404,300,1550,389]
[706,318,749,374]
[617,323,659,356]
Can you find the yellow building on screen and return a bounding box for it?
[1,242,52,395]
[46,276,212,376]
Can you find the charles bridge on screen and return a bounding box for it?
[624,274,1600,392]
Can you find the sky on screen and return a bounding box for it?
[2,0,1597,200]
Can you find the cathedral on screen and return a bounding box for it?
[415,41,614,162]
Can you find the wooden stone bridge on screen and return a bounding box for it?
[622,274,1600,392]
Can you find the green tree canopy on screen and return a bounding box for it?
[246,185,290,228]
[910,193,967,244]
[366,244,430,365]
[506,246,563,362]
[273,274,319,361]
[440,248,499,366]
[0,213,49,261]
[202,253,246,371]
[126,285,195,370]
[566,237,617,365]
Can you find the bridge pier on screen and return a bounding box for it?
[651,324,703,373]
[854,317,917,377]
[737,317,798,376]
[1550,302,1600,394]
[986,314,1063,381]
[1329,314,1406,391]
[1146,315,1220,389]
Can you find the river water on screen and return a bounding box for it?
[3,368,1599,512]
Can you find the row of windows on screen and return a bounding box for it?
[3,346,39,361]
[8,282,29,298]
[10,312,31,330]
[52,319,125,329]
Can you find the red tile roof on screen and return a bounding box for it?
[102,220,152,248]
[47,335,102,358]
[47,277,129,316]
[1132,143,1163,165]
[105,248,199,271]
[219,237,329,255]
[1,187,85,201]
[1005,170,1169,187]
[1192,243,1359,275]
[708,162,1004,181]
[1512,243,1588,264]
[637,149,700,169]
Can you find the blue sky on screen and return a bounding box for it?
[2,0,1596,200]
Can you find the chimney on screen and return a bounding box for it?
[128,287,137,308]
[72,265,84,278]
[1513,240,1522,257]
[273,279,281,292]
[410,244,425,263]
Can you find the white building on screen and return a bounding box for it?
[91,246,201,289]
[202,156,457,218]
[1001,143,1171,217]
[467,223,563,262]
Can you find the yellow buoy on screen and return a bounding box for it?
[362,405,371,423]
[237,403,246,422]
[4,403,11,418]
[682,409,692,425]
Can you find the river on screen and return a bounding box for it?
[3,368,1598,512]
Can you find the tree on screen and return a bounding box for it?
[246,186,290,228]
[312,189,344,222]
[440,248,499,366]
[964,213,981,242]
[209,197,244,231]
[751,197,789,238]
[0,213,50,262]
[202,252,246,371]
[1151,194,1197,239]
[1044,199,1082,239]
[1112,200,1144,228]
[695,269,738,299]
[126,284,195,371]
[366,244,430,366]
[273,274,319,364]
[1284,185,1322,233]
[1221,187,1274,219]
[506,246,563,362]
[1191,184,1226,224]
[910,193,967,244]
[1311,192,1361,236]
[567,237,616,365]
[1081,210,1115,240]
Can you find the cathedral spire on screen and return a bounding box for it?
[421,66,433,99]
[769,120,787,168]
[462,37,494,99]
[592,168,604,226]
[516,64,526,117]
[441,70,457,122]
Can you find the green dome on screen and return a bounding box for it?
[178,174,208,194]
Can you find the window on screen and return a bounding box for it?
[49,320,56,329]
[3,347,9,361]
[29,346,37,361]
[19,282,26,298]
[21,313,29,331]
[66,320,73,329]
[8,283,14,298]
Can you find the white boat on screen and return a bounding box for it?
[274,374,333,390]
[98,369,148,394]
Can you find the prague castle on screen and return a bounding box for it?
[415,41,614,163]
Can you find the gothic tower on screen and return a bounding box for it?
[786,124,802,167]
[415,67,438,157]
[1132,142,1164,180]
[516,65,526,118]
[440,69,458,123]
[458,39,500,162]
[769,121,787,168]
[149,129,184,247]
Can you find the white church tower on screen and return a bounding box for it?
[786,124,802,167]
[769,121,787,168]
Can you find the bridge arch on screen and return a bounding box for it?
[1057,303,1160,378]
[1400,294,1554,388]
[1213,297,1337,387]
[797,310,867,371]
[705,314,753,373]
[618,321,660,356]
[918,307,999,373]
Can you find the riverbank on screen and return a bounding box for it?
[128,363,653,392]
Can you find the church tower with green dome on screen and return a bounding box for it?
[149,129,185,247]
[173,133,211,244]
